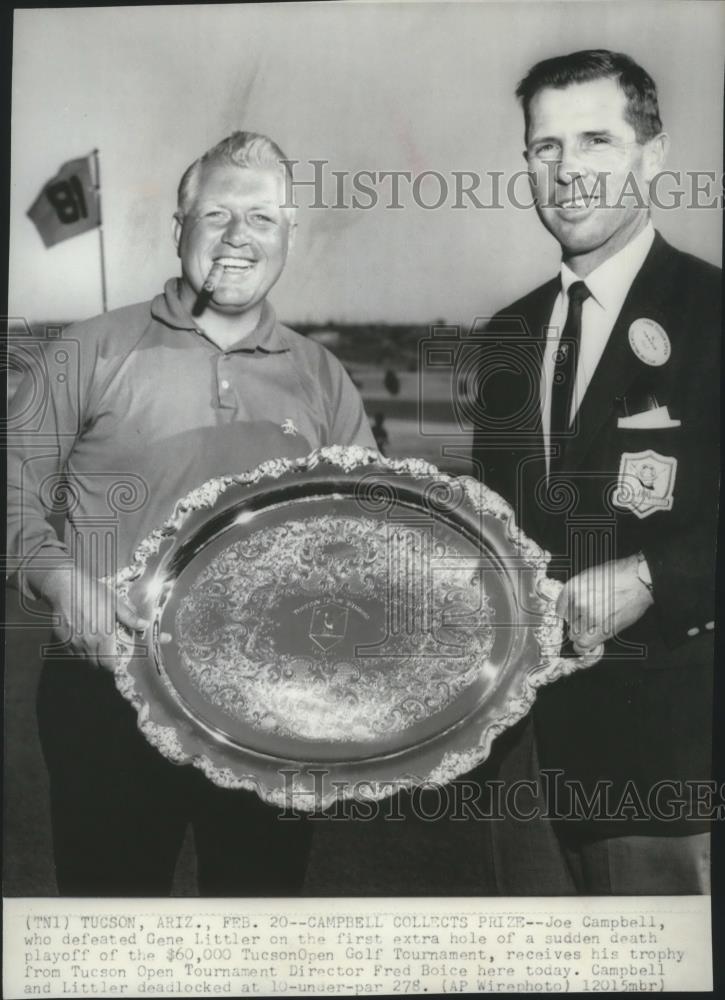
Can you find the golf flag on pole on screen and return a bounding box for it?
[27,154,100,248]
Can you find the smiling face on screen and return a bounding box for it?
[525,77,665,274]
[173,161,295,317]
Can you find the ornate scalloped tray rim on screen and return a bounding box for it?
[111,446,600,811]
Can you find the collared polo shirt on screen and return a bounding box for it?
[8,279,376,587]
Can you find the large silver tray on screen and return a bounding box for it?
[112,446,597,810]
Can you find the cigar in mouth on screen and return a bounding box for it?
[192,262,225,316]
[202,262,225,294]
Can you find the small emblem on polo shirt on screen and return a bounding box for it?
[282,418,298,436]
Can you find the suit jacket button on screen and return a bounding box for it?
[687,627,700,637]
[705,621,715,631]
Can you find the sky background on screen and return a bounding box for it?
[10,1,724,324]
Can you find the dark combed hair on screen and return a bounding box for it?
[516,49,663,143]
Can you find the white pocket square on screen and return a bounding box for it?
[617,405,681,429]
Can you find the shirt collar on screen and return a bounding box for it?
[151,278,289,353]
[559,221,655,312]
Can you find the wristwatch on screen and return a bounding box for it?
[636,551,654,593]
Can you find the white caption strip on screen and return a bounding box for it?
[4,895,712,997]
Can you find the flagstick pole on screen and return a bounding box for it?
[92,148,108,313]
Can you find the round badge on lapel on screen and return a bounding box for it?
[628,318,671,366]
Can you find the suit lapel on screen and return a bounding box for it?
[527,278,559,431]
[519,280,559,538]
[564,233,678,470]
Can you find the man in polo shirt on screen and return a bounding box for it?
[8,130,376,895]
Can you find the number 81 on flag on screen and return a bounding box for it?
[27,153,100,248]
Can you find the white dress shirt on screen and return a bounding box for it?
[541,221,655,474]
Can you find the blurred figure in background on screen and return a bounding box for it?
[372,411,390,455]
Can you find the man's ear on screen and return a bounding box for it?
[172,212,183,257]
[287,220,298,254]
[643,132,669,182]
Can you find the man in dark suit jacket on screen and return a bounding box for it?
[471,49,720,893]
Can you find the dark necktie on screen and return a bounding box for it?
[549,280,591,466]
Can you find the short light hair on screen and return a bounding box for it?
[176,130,293,216]
[516,49,663,144]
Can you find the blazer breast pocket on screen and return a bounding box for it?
[616,405,680,430]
